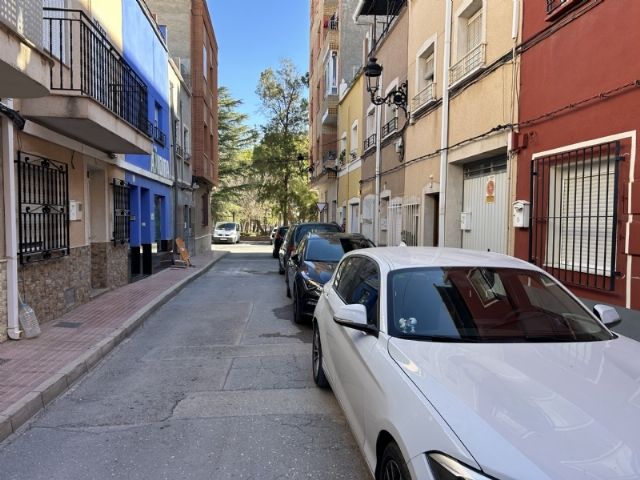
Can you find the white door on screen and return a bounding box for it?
[462,158,508,253]
[350,203,360,233]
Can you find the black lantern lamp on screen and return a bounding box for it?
[364,57,408,115]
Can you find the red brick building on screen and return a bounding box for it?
[191,0,219,254]
[515,0,640,309]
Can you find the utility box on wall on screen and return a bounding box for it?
[69,200,83,221]
[512,200,530,228]
[460,212,472,231]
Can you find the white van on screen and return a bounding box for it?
[212,222,241,244]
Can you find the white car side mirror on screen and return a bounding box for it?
[593,304,621,328]
[333,304,378,336]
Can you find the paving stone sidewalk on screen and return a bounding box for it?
[0,250,227,442]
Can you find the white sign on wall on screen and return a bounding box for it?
[151,151,171,179]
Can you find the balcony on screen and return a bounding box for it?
[0,0,50,98]
[381,117,398,138]
[364,133,376,152]
[147,121,167,147]
[21,8,152,154]
[411,82,436,112]
[322,93,338,125]
[546,0,582,20]
[449,43,486,86]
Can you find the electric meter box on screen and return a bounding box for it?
[512,200,530,228]
[69,200,83,221]
[460,212,472,231]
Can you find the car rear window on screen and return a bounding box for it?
[305,237,373,262]
[294,224,341,243]
[216,223,236,230]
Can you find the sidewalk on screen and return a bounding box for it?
[0,250,228,443]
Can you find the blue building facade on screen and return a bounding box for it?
[122,0,173,276]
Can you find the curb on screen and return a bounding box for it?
[0,252,228,443]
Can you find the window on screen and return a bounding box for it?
[16,152,70,263]
[201,192,209,226]
[364,106,376,151]
[413,39,436,111]
[451,0,485,85]
[113,179,130,245]
[324,51,338,96]
[382,81,398,138]
[530,141,621,291]
[183,127,190,157]
[203,43,208,80]
[349,258,380,326]
[350,121,359,159]
[339,133,347,163]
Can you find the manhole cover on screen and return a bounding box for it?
[54,322,83,329]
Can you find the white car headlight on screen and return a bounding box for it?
[428,453,493,480]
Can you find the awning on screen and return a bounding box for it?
[354,0,405,19]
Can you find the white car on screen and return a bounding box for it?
[212,222,240,244]
[312,247,640,480]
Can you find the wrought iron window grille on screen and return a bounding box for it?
[147,121,167,146]
[112,179,130,246]
[529,141,622,291]
[16,152,70,264]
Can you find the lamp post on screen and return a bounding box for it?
[363,57,408,115]
[363,57,409,245]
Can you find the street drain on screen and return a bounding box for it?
[54,322,83,329]
[0,358,10,366]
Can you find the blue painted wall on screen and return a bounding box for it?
[121,0,173,245]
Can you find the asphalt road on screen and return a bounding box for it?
[0,242,370,480]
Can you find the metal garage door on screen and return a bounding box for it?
[462,156,508,253]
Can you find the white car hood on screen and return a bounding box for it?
[388,336,640,480]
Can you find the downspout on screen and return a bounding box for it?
[2,99,21,339]
[438,0,453,247]
[374,102,382,244]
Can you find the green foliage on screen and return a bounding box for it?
[211,87,258,223]
[252,60,317,225]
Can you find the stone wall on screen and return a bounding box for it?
[18,246,91,325]
[91,242,128,290]
[0,261,7,342]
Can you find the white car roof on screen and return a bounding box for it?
[350,247,542,272]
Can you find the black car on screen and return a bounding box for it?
[286,232,374,324]
[278,222,342,274]
[271,226,289,258]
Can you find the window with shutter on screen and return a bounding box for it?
[530,141,621,291]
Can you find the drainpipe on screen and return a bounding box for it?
[374,102,382,245]
[438,0,453,247]
[2,99,21,339]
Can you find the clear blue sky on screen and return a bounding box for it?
[208,1,310,129]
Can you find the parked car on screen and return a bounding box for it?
[312,246,638,480]
[286,233,374,324]
[272,225,289,258]
[212,222,241,244]
[278,222,342,274]
[270,227,278,244]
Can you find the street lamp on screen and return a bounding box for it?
[363,57,408,115]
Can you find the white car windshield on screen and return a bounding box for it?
[388,267,614,343]
[216,223,236,230]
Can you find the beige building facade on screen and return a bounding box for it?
[403,0,520,251]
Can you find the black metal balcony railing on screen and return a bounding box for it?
[364,133,376,151]
[174,143,184,159]
[328,18,339,30]
[147,121,167,146]
[43,8,150,136]
[382,117,398,137]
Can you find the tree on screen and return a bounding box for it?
[211,87,258,223]
[252,59,317,225]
